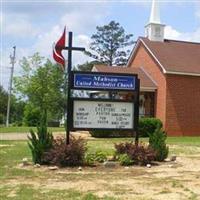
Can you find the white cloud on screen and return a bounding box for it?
[4,20,38,37]
[74,34,91,49]
[2,12,39,37]
[34,25,63,56]
[165,25,200,42]
[165,25,182,40]
[60,9,104,33]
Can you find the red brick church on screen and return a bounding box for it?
[93,0,200,136]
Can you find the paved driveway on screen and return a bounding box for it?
[0,131,91,141]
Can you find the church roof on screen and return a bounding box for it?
[128,37,200,76]
[93,65,157,91]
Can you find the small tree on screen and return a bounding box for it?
[14,53,64,164]
[28,109,53,164]
[149,126,169,161]
[86,21,134,66]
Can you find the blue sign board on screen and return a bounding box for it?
[73,73,136,90]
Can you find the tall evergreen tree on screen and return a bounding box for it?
[86,21,134,66]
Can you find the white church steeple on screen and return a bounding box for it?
[145,0,165,42]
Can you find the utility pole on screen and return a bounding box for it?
[6,46,16,127]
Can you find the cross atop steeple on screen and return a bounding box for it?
[145,0,165,42]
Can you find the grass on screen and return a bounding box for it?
[0,185,117,200]
[1,137,200,199]
[0,126,65,133]
[166,137,200,146]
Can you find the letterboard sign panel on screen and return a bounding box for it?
[73,100,134,130]
[73,73,136,91]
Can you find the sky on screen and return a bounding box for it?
[1,0,200,90]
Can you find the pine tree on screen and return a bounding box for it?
[86,21,134,66]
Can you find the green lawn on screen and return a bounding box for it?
[0,126,65,133]
[0,139,124,200]
[1,137,200,200]
[166,136,200,146]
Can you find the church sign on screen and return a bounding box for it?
[73,100,134,130]
[72,72,136,91]
[69,71,140,136]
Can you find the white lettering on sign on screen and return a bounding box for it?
[73,101,134,129]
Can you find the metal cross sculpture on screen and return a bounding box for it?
[57,32,85,144]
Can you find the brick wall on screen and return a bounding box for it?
[128,43,167,126]
[166,75,200,136]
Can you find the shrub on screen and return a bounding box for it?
[139,118,163,137]
[149,127,169,161]
[85,153,96,166]
[28,125,53,164]
[28,109,53,164]
[90,130,132,138]
[128,144,156,165]
[118,154,133,166]
[84,151,107,165]
[115,142,135,155]
[94,151,107,163]
[42,136,87,167]
[115,142,156,165]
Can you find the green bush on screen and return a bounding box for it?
[85,153,96,166]
[84,151,107,165]
[28,110,53,164]
[139,118,163,137]
[149,127,169,161]
[90,130,132,138]
[94,151,107,163]
[28,126,53,164]
[118,154,133,166]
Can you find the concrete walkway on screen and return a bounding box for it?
[0,133,30,140]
